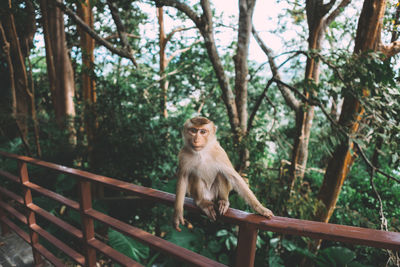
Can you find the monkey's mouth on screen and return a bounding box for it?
[191,145,204,151]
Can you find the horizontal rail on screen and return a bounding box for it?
[0,169,19,183]
[0,186,24,204]
[0,186,83,240]
[221,209,400,251]
[1,217,64,266]
[0,200,27,224]
[28,203,83,239]
[33,243,64,267]
[0,151,227,266]
[1,217,30,243]
[1,151,399,251]
[31,224,85,266]
[0,150,399,267]
[88,238,142,266]
[24,181,80,210]
[86,208,227,267]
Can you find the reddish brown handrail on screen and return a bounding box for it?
[0,151,399,267]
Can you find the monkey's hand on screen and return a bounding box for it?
[255,206,274,219]
[218,200,230,215]
[173,210,185,232]
[202,203,217,221]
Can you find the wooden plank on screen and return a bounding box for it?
[0,217,30,243]
[18,161,43,266]
[28,203,83,239]
[31,224,85,265]
[88,238,143,267]
[24,181,80,210]
[1,216,64,266]
[1,151,400,252]
[34,243,65,267]
[0,169,19,183]
[86,209,227,267]
[235,224,258,267]
[0,200,27,224]
[78,180,96,267]
[0,186,24,204]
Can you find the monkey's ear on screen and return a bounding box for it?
[213,125,218,133]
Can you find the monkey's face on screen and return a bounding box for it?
[186,126,211,151]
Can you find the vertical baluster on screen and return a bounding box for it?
[18,161,43,265]
[79,178,96,266]
[235,223,258,267]
[0,179,10,236]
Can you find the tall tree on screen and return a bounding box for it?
[316,0,400,224]
[154,0,257,172]
[39,0,76,141]
[77,0,97,157]
[156,7,197,118]
[252,1,351,191]
[0,0,39,155]
[288,0,351,190]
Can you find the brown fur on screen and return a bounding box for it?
[173,117,273,231]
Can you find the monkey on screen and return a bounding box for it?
[173,116,273,231]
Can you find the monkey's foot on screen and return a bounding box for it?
[256,206,274,219]
[218,200,230,215]
[202,204,217,221]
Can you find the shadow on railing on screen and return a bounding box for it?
[0,151,399,267]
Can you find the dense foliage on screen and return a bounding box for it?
[0,0,399,266]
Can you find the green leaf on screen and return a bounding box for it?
[216,229,228,237]
[55,174,76,193]
[268,248,284,267]
[218,253,230,265]
[316,246,355,266]
[208,240,221,253]
[165,226,199,251]
[108,228,149,263]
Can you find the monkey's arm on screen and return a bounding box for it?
[174,171,188,231]
[224,168,274,219]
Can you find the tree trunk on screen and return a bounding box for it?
[316,0,387,223]
[289,7,323,189]
[157,7,169,119]
[77,0,96,152]
[40,0,76,141]
[235,0,256,173]
[289,0,351,190]
[155,0,257,172]
[0,3,30,138]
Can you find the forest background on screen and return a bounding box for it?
[0,0,400,266]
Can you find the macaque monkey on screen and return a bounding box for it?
[173,116,273,231]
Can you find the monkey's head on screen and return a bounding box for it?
[183,117,217,151]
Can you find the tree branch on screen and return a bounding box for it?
[378,41,400,58]
[271,76,400,185]
[53,0,137,66]
[155,0,202,26]
[104,33,140,40]
[165,26,196,44]
[325,0,352,26]
[106,0,137,67]
[165,40,201,65]
[252,26,301,111]
[247,79,273,131]
[154,0,240,136]
[107,0,137,67]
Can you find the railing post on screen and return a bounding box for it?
[18,161,44,266]
[235,223,258,267]
[0,186,10,236]
[79,178,96,267]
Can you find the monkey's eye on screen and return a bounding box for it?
[188,128,198,135]
[199,129,208,135]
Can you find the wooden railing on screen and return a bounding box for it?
[0,151,399,267]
